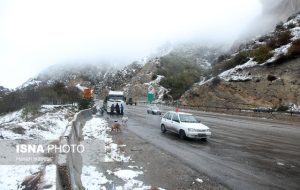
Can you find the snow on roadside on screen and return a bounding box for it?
[82,116,165,190]
[219,59,257,82]
[41,165,57,190]
[82,166,111,190]
[82,117,130,162]
[83,117,109,140]
[113,169,147,190]
[0,165,41,189]
[113,169,143,181]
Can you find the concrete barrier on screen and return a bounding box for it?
[54,107,96,190]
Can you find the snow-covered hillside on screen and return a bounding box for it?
[0,104,76,189]
[0,105,76,140]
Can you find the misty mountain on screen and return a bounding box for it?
[239,0,300,41]
[181,13,300,110]
[15,42,224,103]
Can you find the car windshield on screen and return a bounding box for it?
[179,114,198,123]
[108,95,125,101]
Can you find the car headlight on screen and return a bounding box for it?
[188,128,197,132]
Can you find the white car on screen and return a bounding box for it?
[160,111,211,140]
[147,105,162,115]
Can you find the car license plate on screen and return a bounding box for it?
[198,134,206,137]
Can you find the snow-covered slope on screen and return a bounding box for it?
[0,104,76,140]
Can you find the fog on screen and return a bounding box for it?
[0,0,278,88]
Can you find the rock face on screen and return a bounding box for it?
[181,58,300,108]
[123,58,169,103]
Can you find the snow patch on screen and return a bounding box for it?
[219,59,257,82]
[144,75,164,86]
[18,78,42,89]
[0,165,41,189]
[83,117,109,140]
[277,162,285,166]
[265,43,292,64]
[198,77,214,86]
[41,165,57,190]
[82,166,111,189]
[290,26,300,40]
[113,169,152,190]
[196,178,203,183]
[113,169,143,181]
[76,84,87,91]
[0,105,74,140]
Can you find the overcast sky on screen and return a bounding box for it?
[0,0,262,88]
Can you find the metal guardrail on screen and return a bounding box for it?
[137,101,300,117]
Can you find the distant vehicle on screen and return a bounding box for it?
[160,111,211,140]
[253,107,273,113]
[147,105,161,115]
[103,91,126,114]
[126,98,136,106]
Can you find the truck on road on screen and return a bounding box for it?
[103,91,126,114]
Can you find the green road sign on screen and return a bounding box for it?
[147,93,155,103]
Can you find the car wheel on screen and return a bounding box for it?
[201,138,207,141]
[161,124,166,133]
[179,130,186,139]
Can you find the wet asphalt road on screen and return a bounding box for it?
[124,105,300,190]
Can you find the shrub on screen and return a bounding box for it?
[258,35,269,43]
[157,54,204,100]
[0,83,81,114]
[287,23,296,29]
[277,105,289,112]
[211,76,221,86]
[267,75,277,81]
[275,22,284,31]
[288,39,300,57]
[78,97,94,110]
[267,31,292,49]
[151,74,158,80]
[250,45,273,64]
[216,54,231,63]
[21,103,40,121]
[212,51,250,76]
